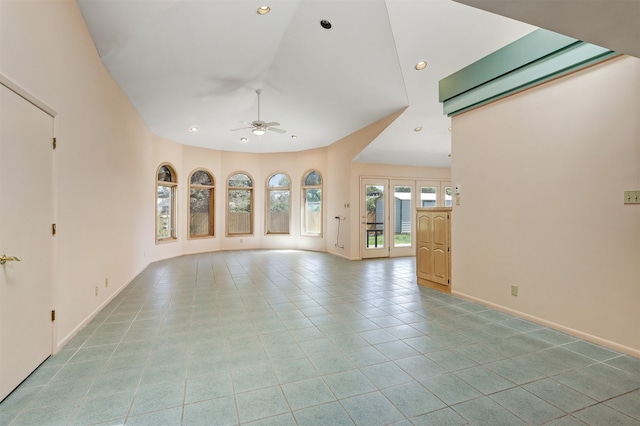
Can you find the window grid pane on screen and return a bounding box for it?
[420,186,437,207]
[191,170,212,186]
[268,173,290,188]
[190,188,212,236]
[229,174,252,188]
[268,189,290,234]
[304,188,322,235]
[394,185,411,247]
[228,188,252,234]
[157,185,174,239]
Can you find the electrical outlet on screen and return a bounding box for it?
[105,278,109,288]
[624,190,640,204]
[511,285,518,296]
[95,286,99,296]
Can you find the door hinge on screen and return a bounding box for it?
[447,247,450,252]
[51,310,56,321]
[52,137,57,150]
[52,223,56,236]
[447,214,450,219]
[447,279,450,284]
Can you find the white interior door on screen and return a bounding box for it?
[0,84,54,401]
[361,178,389,259]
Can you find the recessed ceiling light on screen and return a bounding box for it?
[415,61,427,70]
[189,126,199,132]
[257,6,270,15]
[240,137,248,142]
[414,127,423,132]
[448,153,452,157]
[320,20,332,29]
[291,135,298,139]
[448,127,452,131]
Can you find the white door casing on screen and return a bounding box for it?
[0,84,54,401]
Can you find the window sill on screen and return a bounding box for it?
[156,237,178,245]
[188,235,215,240]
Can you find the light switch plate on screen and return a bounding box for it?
[624,190,640,204]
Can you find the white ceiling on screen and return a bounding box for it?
[76,0,540,168]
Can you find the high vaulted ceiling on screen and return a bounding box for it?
[78,0,639,168]
[77,0,539,167]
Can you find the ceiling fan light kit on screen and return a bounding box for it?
[231,89,286,136]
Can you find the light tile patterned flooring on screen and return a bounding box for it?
[1,250,639,425]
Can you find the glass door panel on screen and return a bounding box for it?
[420,185,438,208]
[361,179,389,259]
[391,180,415,257]
[444,186,452,207]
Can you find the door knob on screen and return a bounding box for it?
[0,254,22,265]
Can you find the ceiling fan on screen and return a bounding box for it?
[231,89,286,136]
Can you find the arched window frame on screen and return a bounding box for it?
[226,171,254,236]
[156,163,178,243]
[265,172,291,235]
[301,169,323,237]
[188,169,215,239]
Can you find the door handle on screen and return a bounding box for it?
[0,254,22,265]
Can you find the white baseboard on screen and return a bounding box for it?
[451,290,640,358]
[55,262,150,353]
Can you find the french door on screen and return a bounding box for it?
[361,179,388,259]
[360,178,415,259]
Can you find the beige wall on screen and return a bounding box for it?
[151,126,450,262]
[1,0,154,349]
[1,0,450,352]
[150,135,330,259]
[451,56,640,355]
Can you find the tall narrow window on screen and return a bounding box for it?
[302,170,322,236]
[266,173,291,235]
[444,186,453,207]
[394,185,412,247]
[189,169,215,238]
[227,172,253,236]
[420,185,437,207]
[156,164,177,242]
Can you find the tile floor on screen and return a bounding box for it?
[1,250,638,425]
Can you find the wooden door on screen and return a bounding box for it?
[0,84,54,401]
[417,213,433,281]
[431,211,449,286]
[416,208,451,292]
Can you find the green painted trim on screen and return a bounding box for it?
[439,29,578,102]
[439,29,618,117]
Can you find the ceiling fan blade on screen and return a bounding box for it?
[262,122,280,127]
[239,121,254,126]
[267,127,286,134]
[230,126,253,131]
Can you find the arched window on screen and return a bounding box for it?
[189,169,215,238]
[266,173,291,235]
[302,170,322,236]
[227,172,253,236]
[156,163,177,242]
